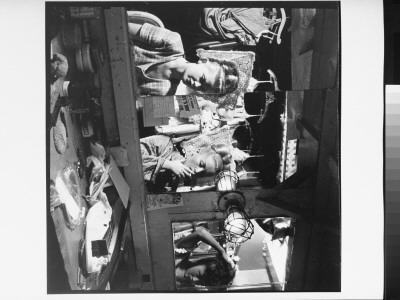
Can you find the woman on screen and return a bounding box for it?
[129,22,240,96]
[174,228,237,288]
[140,134,232,192]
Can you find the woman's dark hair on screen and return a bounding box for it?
[232,123,252,150]
[208,58,240,94]
[196,255,237,286]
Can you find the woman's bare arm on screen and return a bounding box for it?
[176,228,236,269]
[175,228,224,254]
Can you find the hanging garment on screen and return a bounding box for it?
[201,8,271,45]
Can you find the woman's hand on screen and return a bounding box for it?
[231,147,250,163]
[163,160,195,179]
[222,253,236,269]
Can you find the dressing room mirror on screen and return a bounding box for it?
[129,2,340,194]
[140,90,321,194]
[172,217,295,291]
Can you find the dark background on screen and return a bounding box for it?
[385,0,400,85]
[384,1,400,299]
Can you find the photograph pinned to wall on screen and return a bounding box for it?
[172,217,296,291]
[146,193,184,211]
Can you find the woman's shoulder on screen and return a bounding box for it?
[140,23,184,51]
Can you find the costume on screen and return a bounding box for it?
[173,228,215,287]
[140,135,184,191]
[200,8,272,45]
[131,23,185,96]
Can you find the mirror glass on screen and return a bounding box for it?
[127,3,339,194]
[172,217,295,291]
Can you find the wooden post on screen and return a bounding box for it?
[303,87,340,290]
[104,7,153,290]
[313,88,339,226]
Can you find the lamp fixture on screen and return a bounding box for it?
[215,169,254,243]
[222,195,254,243]
[214,170,239,191]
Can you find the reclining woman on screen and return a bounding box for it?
[174,228,237,288]
[140,134,232,192]
[128,21,240,96]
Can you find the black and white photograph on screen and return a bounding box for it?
[46,1,341,293]
[0,0,388,298]
[172,217,295,291]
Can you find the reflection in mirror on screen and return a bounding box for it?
[172,217,295,291]
[140,91,287,194]
[128,6,291,194]
[129,4,339,194]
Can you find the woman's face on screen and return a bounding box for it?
[184,259,234,286]
[183,149,222,176]
[182,60,221,93]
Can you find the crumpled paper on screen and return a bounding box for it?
[85,156,110,206]
[54,164,83,230]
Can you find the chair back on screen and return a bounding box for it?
[126,11,164,28]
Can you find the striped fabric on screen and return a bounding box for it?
[131,23,185,96]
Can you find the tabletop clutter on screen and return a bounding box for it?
[49,7,131,289]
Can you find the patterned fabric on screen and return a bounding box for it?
[284,140,298,179]
[195,49,255,111]
[146,193,184,211]
[131,23,185,96]
[140,135,184,183]
[277,99,287,183]
[181,126,232,157]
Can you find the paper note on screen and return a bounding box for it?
[152,96,176,118]
[284,139,298,179]
[142,96,170,127]
[146,193,183,211]
[176,95,201,118]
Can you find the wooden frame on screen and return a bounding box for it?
[101,6,340,291]
[146,189,313,290]
[104,7,153,289]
